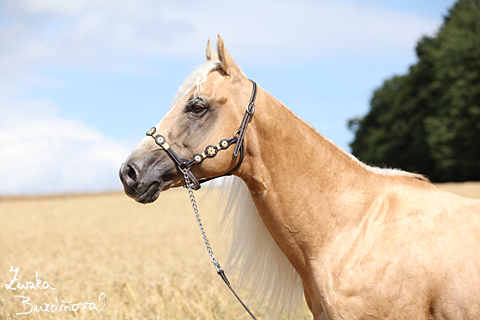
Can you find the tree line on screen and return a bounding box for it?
[349,0,480,182]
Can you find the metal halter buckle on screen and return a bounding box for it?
[247,102,255,115]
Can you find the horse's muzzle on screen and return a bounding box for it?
[119,151,178,203]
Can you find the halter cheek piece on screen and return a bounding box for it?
[146,80,257,190]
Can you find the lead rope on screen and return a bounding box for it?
[182,169,258,320]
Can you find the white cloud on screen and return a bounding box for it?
[0,101,131,195]
[166,0,440,63]
[1,0,440,70]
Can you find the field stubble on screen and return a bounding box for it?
[0,182,479,319]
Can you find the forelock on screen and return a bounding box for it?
[169,61,222,110]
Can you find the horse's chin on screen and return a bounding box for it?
[137,178,191,203]
[135,182,162,204]
[135,178,178,204]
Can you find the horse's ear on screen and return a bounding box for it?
[206,39,219,61]
[217,35,242,81]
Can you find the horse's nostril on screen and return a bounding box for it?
[127,165,137,182]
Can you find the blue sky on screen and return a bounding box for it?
[0,0,457,195]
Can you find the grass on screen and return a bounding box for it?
[0,182,478,319]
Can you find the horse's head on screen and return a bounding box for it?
[119,36,255,203]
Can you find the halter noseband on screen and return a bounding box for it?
[146,80,257,190]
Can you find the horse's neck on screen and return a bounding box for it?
[237,88,376,273]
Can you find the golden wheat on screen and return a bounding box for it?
[0,187,312,320]
[0,183,478,319]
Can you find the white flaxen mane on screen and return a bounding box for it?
[168,62,428,317]
[216,175,305,317]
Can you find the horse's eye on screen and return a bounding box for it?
[191,104,205,113]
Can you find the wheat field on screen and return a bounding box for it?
[0,182,479,319]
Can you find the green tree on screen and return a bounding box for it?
[349,0,480,182]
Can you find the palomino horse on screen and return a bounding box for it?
[120,36,480,319]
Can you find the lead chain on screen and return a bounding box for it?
[182,170,258,320]
[182,169,222,273]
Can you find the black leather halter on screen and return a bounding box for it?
[146,80,257,190]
